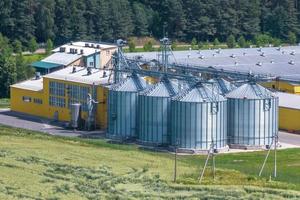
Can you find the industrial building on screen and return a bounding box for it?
[11,41,117,129]
[9,38,300,152]
[31,41,117,74]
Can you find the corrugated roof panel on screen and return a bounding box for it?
[174,83,226,102]
[31,61,62,69]
[111,74,147,92]
[141,78,178,97]
[43,53,82,66]
[207,78,236,95]
[226,83,275,99]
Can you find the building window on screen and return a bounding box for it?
[33,98,43,104]
[272,85,275,89]
[89,62,94,67]
[49,81,65,97]
[49,96,66,108]
[67,84,94,112]
[22,96,31,103]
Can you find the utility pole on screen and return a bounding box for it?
[174,139,179,182]
[259,134,278,178]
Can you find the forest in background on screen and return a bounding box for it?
[0,0,300,47]
[1,0,300,98]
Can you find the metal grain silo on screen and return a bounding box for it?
[107,73,147,140]
[226,83,278,147]
[207,78,236,95]
[171,83,227,151]
[138,77,178,146]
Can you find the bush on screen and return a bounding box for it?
[128,40,136,52]
[191,37,198,49]
[254,34,273,47]
[226,34,236,48]
[28,37,38,53]
[213,38,220,47]
[237,36,246,48]
[143,41,153,52]
[46,39,53,55]
[288,32,297,45]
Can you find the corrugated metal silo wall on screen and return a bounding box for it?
[227,97,278,146]
[138,95,170,145]
[107,90,139,139]
[171,100,227,150]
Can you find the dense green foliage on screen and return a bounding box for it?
[0,0,299,46]
[0,34,36,98]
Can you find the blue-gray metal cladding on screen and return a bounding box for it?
[171,84,227,150]
[107,74,147,140]
[138,79,178,145]
[226,83,279,146]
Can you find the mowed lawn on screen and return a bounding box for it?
[0,125,300,199]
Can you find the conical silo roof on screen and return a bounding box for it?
[174,83,226,103]
[207,78,236,95]
[141,77,178,97]
[110,73,147,92]
[226,83,274,99]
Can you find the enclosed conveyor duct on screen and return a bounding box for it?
[226,83,278,148]
[138,76,179,146]
[107,73,147,140]
[207,78,236,96]
[171,82,227,151]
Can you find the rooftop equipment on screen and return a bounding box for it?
[138,76,178,146]
[107,73,147,140]
[226,83,278,147]
[171,82,227,151]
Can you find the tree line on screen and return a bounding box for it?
[0,0,300,48]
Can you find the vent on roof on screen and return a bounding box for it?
[199,55,204,59]
[87,67,92,75]
[212,53,216,57]
[290,51,295,56]
[216,49,221,54]
[96,45,101,49]
[35,72,41,80]
[85,43,89,47]
[270,60,274,64]
[102,71,107,78]
[235,61,238,65]
[277,46,282,51]
[258,47,262,52]
[256,62,262,66]
[80,49,84,54]
[72,66,76,73]
[282,51,285,54]
[260,52,265,57]
[59,47,66,52]
[91,44,94,48]
[230,54,236,58]
[243,52,246,56]
[289,60,295,65]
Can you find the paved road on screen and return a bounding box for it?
[0,109,300,147]
[0,109,105,138]
[279,131,300,146]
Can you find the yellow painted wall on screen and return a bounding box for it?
[10,87,47,118]
[96,86,108,129]
[11,77,108,129]
[262,81,300,94]
[279,107,300,132]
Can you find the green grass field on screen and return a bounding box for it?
[23,54,47,64]
[0,125,300,199]
[0,99,10,108]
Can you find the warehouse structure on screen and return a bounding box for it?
[9,38,300,152]
[11,41,117,129]
[126,46,300,94]
[31,41,117,74]
[276,92,300,132]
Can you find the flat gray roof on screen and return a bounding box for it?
[276,92,300,110]
[126,46,300,80]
